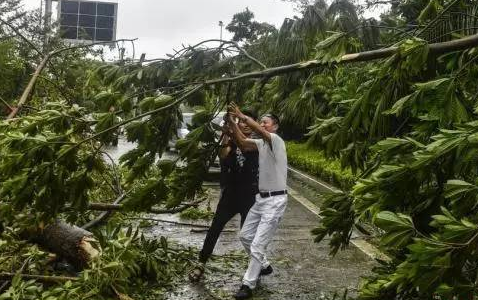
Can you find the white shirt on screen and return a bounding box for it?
[249,133,287,191]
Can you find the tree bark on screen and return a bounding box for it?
[30,220,100,269]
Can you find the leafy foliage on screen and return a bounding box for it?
[0,224,196,300]
[0,103,102,226]
[226,8,276,42]
[180,207,214,221]
[2,0,478,299]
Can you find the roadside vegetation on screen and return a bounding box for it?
[286,141,355,190]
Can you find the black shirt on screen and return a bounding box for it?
[220,144,259,195]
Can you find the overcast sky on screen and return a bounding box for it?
[21,0,386,60]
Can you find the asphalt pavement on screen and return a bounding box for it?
[144,183,375,300]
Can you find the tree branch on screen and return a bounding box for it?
[56,84,204,160]
[81,194,126,230]
[7,55,49,119]
[0,273,78,283]
[0,96,12,112]
[87,199,204,214]
[171,39,267,69]
[0,17,42,55]
[9,33,478,146]
[200,33,478,85]
[125,217,211,228]
[222,40,267,69]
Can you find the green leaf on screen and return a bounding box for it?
[157,159,176,176]
[414,78,450,91]
[375,211,415,248]
[160,236,168,251]
[383,93,415,116]
[102,261,122,270]
[444,180,477,199]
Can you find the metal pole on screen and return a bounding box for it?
[218,21,224,60]
[41,0,53,46]
[218,20,223,41]
[45,0,52,27]
[39,0,43,29]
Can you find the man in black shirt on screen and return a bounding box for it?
[189,110,259,282]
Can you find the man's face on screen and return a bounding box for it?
[238,116,253,136]
[260,116,278,133]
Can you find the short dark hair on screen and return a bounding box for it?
[261,113,280,125]
[242,109,258,120]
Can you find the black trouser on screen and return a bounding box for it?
[198,187,255,263]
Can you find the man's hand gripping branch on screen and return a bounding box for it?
[227,102,272,152]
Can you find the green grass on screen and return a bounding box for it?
[286,141,356,190]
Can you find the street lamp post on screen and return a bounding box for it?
[218,20,223,41]
[45,0,53,26]
[42,0,53,45]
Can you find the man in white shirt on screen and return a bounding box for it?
[227,102,288,300]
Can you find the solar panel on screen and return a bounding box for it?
[97,3,115,16]
[59,0,117,42]
[61,1,78,13]
[79,2,95,15]
[79,15,95,27]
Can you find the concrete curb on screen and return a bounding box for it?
[288,166,340,193]
[287,167,389,262]
[208,165,389,261]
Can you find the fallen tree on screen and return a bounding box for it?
[3,1,478,297]
[29,220,100,269]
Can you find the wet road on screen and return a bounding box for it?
[140,185,374,300]
[107,138,375,299]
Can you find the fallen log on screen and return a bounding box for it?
[30,220,100,269]
[30,200,203,267]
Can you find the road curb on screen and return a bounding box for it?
[288,166,340,193]
[287,167,389,262]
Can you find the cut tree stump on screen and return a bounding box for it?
[31,220,100,269]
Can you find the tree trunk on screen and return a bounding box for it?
[31,220,100,269]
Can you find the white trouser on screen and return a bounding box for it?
[240,193,287,289]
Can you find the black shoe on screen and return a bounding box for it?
[260,265,273,276]
[234,285,253,299]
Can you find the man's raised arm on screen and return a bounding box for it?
[228,102,272,145]
[227,113,257,152]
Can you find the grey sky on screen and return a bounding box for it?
[21,0,296,59]
[21,0,386,60]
